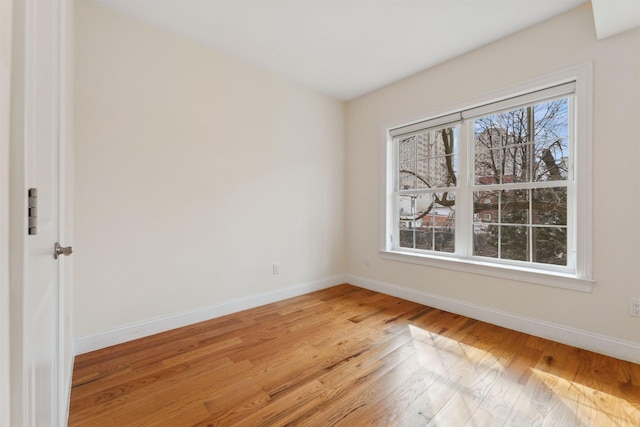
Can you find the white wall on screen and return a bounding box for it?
[74,0,345,338]
[346,3,640,346]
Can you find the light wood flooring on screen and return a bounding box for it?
[68,284,640,426]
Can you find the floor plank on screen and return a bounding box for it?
[68,284,640,426]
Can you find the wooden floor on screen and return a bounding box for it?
[69,284,640,426]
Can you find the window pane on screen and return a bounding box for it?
[533,98,569,182]
[399,137,415,162]
[501,189,529,224]
[532,227,567,265]
[416,159,431,189]
[399,194,415,223]
[532,187,567,225]
[535,138,568,181]
[414,192,432,214]
[399,161,416,190]
[415,133,431,159]
[422,192,455,252]
[473,190,499,223]
[501,225,529,261]
[502,143,533,183]
[434,155,457,187]
[414,229,431,250]
[473,223,498,258]
[399,229,414,249]
[474,125,506,151]
[434,228,455,252]
[474,149,501,185]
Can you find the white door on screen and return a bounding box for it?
[10,0,67,425]
[1,1,14,426]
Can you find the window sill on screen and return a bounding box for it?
[379,250,594,293]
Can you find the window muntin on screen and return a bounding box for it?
[389,86,576,274]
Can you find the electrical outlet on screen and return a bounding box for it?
[364,256,370,266]
[272,263,280,275]
[629,297,640,317]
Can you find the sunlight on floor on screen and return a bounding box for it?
[406,324,640,426]
[531,368,640,427]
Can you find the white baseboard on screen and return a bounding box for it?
[347,274,640,364]
[74,275,347,355]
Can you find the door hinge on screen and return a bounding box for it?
[28,188,37,235]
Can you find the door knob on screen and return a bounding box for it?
[54,242,73,259]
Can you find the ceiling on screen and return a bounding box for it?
[93,0,634,101]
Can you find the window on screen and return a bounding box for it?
[382,66,593,290]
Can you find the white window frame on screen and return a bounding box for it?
[380,64,593,292]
